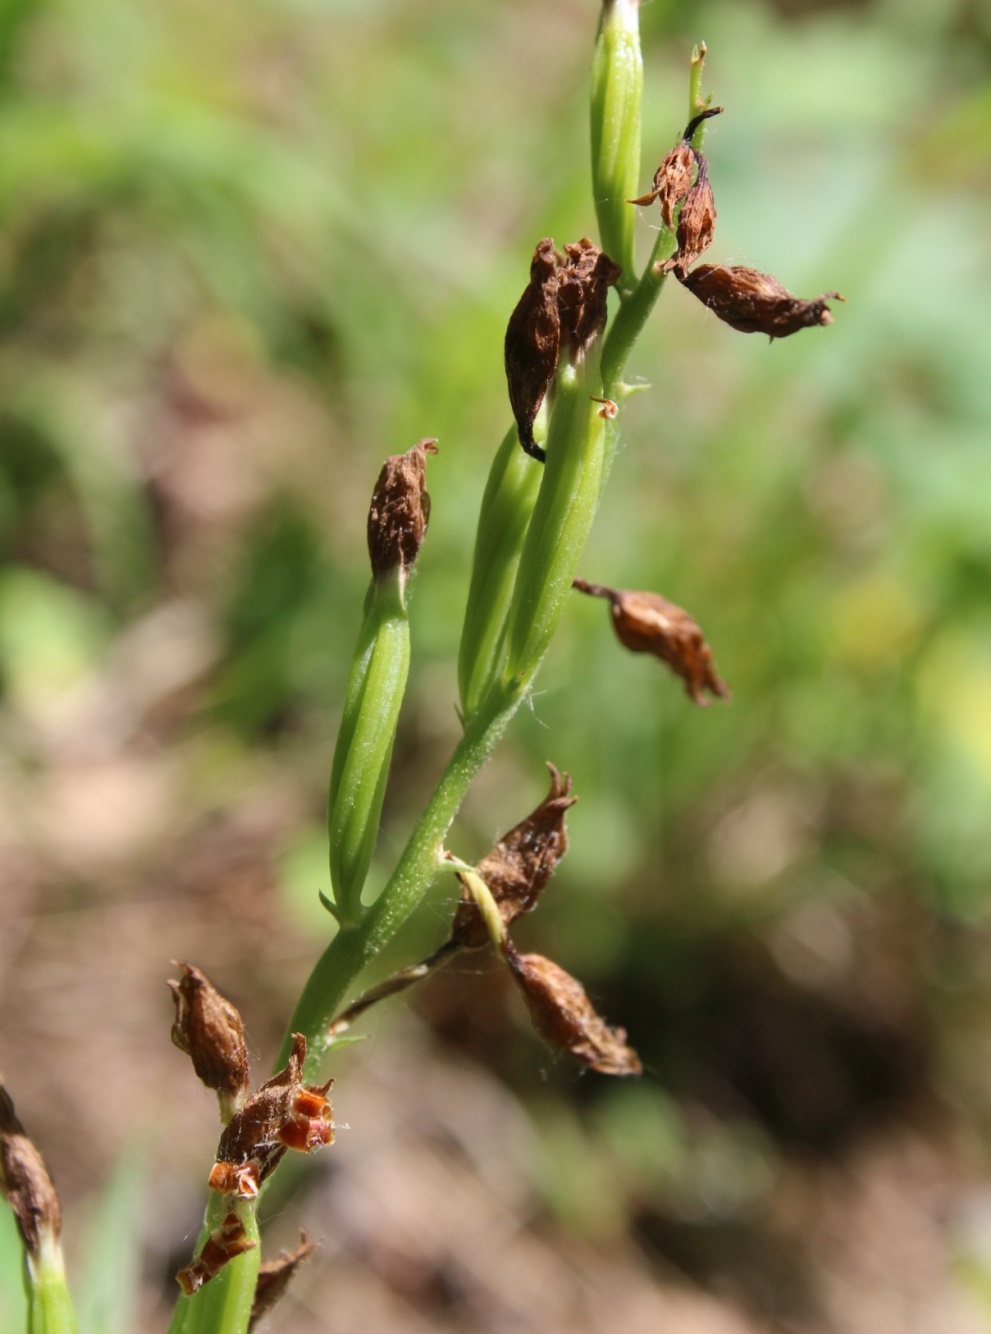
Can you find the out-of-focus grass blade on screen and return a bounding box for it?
[75,1150,144,1334]
[0,1204,29,1330]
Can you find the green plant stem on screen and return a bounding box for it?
[280,672,525,1077]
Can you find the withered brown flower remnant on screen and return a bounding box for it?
[176,1209,257,1296]
[505,945,642,1076]
[630,106,723,280]
[679,263,845,339]
[207,1033,334,1201]
[367,437,438,584]
[451,763,578,949]
[505,237,621,462]
[0,1085,62,1260]
[249,1233,317,1329]
[573,578,729,706]
[169,961,250,1120]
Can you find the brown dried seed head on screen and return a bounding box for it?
[506,948,642,1076]
[211,1034,334,1200]
[169,962,250,1117]
[367,438,438,581]
[573,579,729,706]
[451,763,577,949]
[0,1086,61,1258]
[679,264,845,338]
[250,1233,317,1328]
[504,238,620,463]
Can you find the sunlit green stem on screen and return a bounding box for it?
[281,673,526,1077]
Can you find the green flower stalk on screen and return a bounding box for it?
[591,0,643,296]
[326,439,436,924]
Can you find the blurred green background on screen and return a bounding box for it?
[2,0,991,1329]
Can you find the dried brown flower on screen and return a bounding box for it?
[451,763,577,949]
[679,263,845,338]
[573,578,729,706]
[176,1209,257,1296]
[0,1086,61,1259]
[505,237,620,462]
[631,107,723,279]
[169,962,250,1119]
[505,946,641,1076]
[250,1233,317,1328]
[367,437,438,582]
[208,1034,334,1200]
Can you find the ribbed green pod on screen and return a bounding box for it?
[327,569,411,924]
[590,0,643,295]
[457,421,543,723]
[502,356,607,687]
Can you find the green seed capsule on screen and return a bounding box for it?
[590,0,644,296]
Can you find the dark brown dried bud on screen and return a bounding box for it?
[367,438,438,582]
[631,107,723,278]
[451,763,577,949]
[250,1233,316,1328]
[574,579,729,706]
[505,237,620,462]
[0,1086,61,1259]
[169,962,250,1119]
[176,1209,257,1296]
[209,1034,334,1200]
[505,946,641,1076]
[679,264,845,338]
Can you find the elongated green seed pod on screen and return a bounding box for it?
[325,440,435,924]
[502,356,607,688]
[457,419,543,723]
[327,570,411,923]
[590,0,643,296]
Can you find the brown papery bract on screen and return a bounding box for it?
[169,962,250,1119]
[451,762,577,949]
[506,947,642,1076]
[574,579,729,706]
[631,106,723,277]
[367,437,438,582]
[250,1233,317,1329]
[0,1086,62,1259]
[679,263,845,338]
[660,153,716,279]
